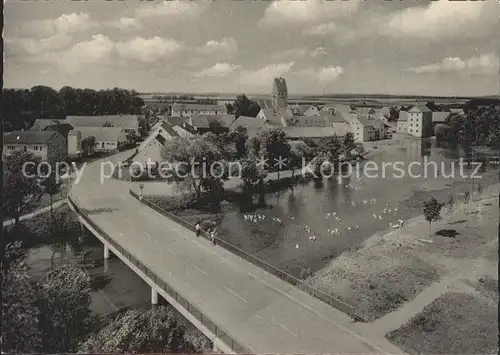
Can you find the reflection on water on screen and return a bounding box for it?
[216,139,499,277]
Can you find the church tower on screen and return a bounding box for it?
[272,77,288,109]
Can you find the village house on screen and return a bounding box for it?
[132,121,185,167]
[346,115,385,143]
[396,110,409,133]
[3,131,67,163]
[69,127,127,153]
[66,115,140,136]
[406,105,433,138]
[170,103,227,117]
[29,119,74,142]
[187,114,235,134]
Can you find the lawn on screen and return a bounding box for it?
[386,292,498,354]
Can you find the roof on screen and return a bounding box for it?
[432,112,450,123]
[255,98,274,110]
[321,111,347,124]
[3,131,60,145]
[159,122,179,138]
[189,114,235,129]
[66,115,139,129]
[408,105,431,113]
[449,108,464,114]
[71,127,125,142]
[30,119,73,131]
[356,116,384,129]
[229,115,268,135]
[283,126,348,139]
[321,103,354,113]
[171,103,226,112]
[398,111,409,122]
[291,105,311,116]
[355,107,378,116]
[284,115,330,127]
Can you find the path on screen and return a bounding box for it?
[3,199,66,227]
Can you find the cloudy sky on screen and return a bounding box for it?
[4,0,499,96]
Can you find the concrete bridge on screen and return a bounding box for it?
[69,151,401,353]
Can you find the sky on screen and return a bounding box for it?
[4,0,500,96]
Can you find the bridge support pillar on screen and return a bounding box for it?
[104,244,111,259]
[151,288,158,305]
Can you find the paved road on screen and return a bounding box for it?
[71,151,402,353]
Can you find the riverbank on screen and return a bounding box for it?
[309,183,498,352]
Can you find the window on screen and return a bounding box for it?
[7,146,15,150]
[34,146,39,151]
[24,146,27,152]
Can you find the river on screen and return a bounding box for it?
[178,138,499,277]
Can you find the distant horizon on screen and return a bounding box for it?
[3,86,498,100]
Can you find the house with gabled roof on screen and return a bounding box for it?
[407,104,433,138]
[3,130,67,163]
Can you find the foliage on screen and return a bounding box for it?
[2,241,43,353]
[37,264,95,353]
[253,127,291,171]
[207,120,226,135]
[81,136,96,156]
[79,307,187,353]
[240,158,268,189]
[233,94,261,118]
[3,86,144,132]
[384,106,400,122]
[289,140,311,176]
[229,125,249,159]
[444,105,500,149]
[161,137,226,202]
[423,197,444,236]
[317,135,343,162]
[138,116,150,137]
[25,207,81,247]
[342,132,356,159]
[2,151,41,227]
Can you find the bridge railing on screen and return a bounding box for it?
[128,189,365,322]
[67,195,248,353]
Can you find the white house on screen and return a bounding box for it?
[69,127,127,152]
[407,105,433,138]
[66,115,140,135]
[397,111,409,133]
[171,103,227,117]
[349,116,385,142]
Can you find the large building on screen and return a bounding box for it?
[407,105,433,138]
[66,115,140,135]
[68,127,127,153]
[272,77,288,109]
[3,131,67,163]
[171,103,227,117]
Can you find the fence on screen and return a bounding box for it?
[128,189,365,322]
[67,195,248,353]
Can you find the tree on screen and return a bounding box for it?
[229,125,248,159]
[233,94,261,118]
[240,158,268,206]
[2,241,43,353]
[37,264,95,353]
[423,197,444,237]
[342,132,356,160]
[138,116,150,138]
[208,120,225,135]
[254,127,290,179]
[3,151,41,230]
[79,307,187,353]
[317,135,342,168]
[289,140,310,178]
[161,137,226,203]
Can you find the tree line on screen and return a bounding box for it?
[439,105,500,150]
[2,86,145,132]
[149,126,360,211]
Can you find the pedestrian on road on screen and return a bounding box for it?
[210,229,217,246]
[195,221,201,237]
[139,191,143,203]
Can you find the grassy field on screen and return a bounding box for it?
[309,184,499,323]
[386,291,498,354]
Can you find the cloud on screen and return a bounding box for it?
[116,37,182,63]
[23,12,97,37]
[259,0,359,27]
[298,66,344,83]
[306,22,337,36]
[239,62,295,88]
[406,53,499,75]
[270,48,309,61]
[7,34,73,55]
[58,34,115,74]
[310,47,329,58]
[380,1,498,40]
[135,0,208,19]
[107,17,142,32]
[197,37,238,57]
[193,63,242,78]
